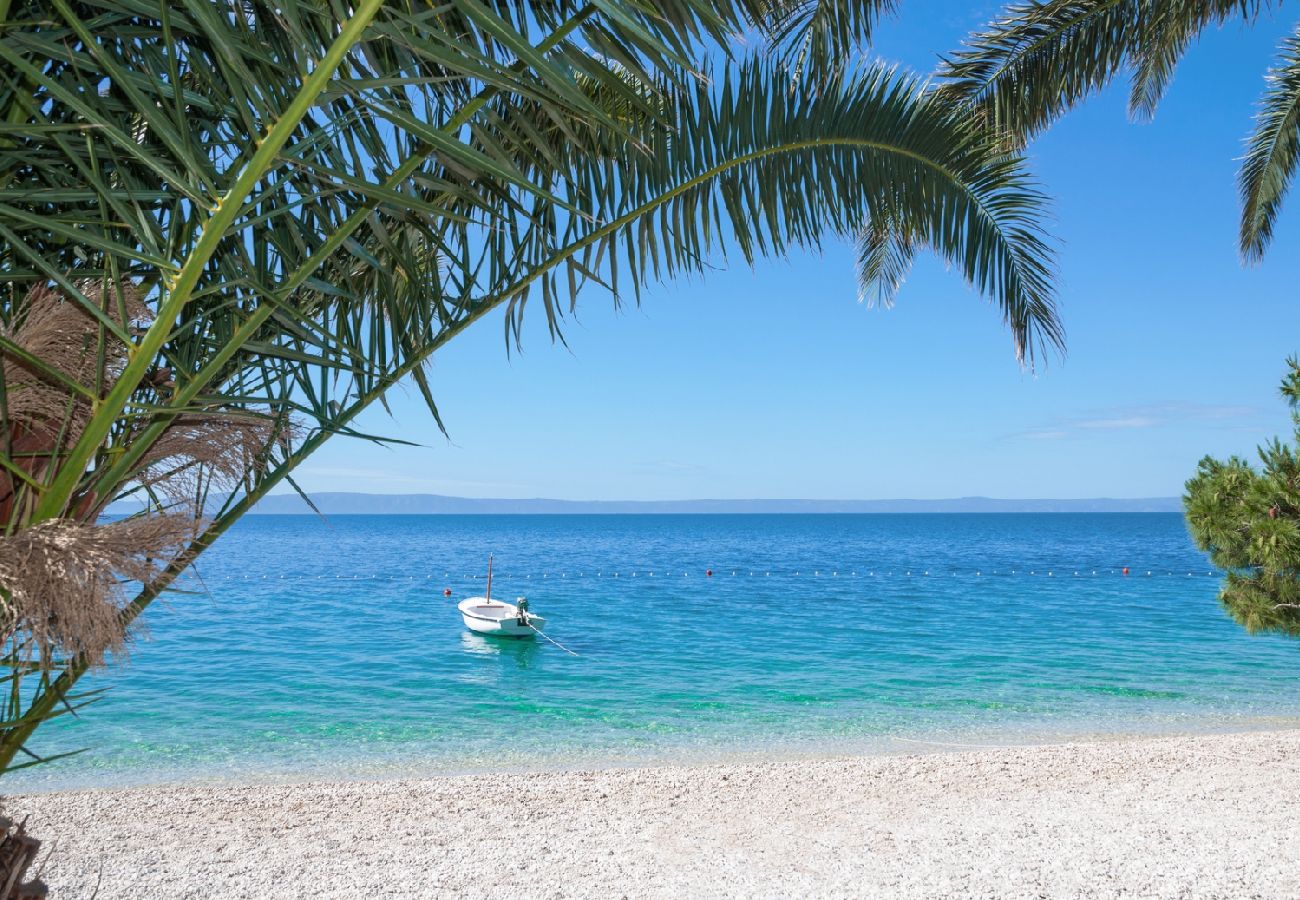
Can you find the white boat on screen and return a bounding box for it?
[457,556,545,638]
[458,597,545,637]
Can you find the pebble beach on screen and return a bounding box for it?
[10,728,1300,898]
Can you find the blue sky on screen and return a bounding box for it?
[294,2,1300,501]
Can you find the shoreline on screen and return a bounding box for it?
[11,727,1300,897]
[13,714,1300,795]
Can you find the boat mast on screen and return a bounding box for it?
[486,554,493,601]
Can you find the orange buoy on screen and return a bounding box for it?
[1121,567,1129,576]
[443,588,452,596]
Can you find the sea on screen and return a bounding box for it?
[11,513,1300,791]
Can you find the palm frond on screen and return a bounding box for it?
[1130,1,1268,120]
[1240,23,1300,261]
[941,0,1267,144]
[757,0,896,82]
[941,0,1142,144]
[856,210,918,309]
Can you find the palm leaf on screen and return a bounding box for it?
[758,0,897,82]
[1240,23,1300,260]
[941,0,1143,145]
[1129,1,1268,121]
[940,0,1267,144]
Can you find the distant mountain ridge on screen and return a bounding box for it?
[224,493,1182,515]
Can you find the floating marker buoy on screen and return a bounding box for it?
[443,588,451,597]
[1122,567,1129,576]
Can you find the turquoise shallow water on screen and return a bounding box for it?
[11,513,1300,790]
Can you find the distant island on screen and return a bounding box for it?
[215,493,1183,515]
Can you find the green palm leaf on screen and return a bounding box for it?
[941,1,1268,144]
[758,0,897,81]
[1240,24,1300,260]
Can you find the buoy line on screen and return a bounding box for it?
[186,568,1223,584]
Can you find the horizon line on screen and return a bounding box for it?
[259,491,1182,503]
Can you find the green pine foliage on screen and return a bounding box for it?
[1186,359,1300,637]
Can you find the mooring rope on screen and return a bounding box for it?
[528,622,579,656]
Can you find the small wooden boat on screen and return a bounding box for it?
[457,556,545,638]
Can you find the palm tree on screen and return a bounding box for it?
[941,0,1297,260]
[0,0,1062,774]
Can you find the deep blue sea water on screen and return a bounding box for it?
[11,513,1300,791]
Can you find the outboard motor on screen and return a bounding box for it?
[516,596,529,626]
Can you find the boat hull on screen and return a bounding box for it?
[457,597,544,638]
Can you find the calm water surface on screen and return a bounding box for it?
[13,513,1300,790]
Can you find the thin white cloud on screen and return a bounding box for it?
[1075,416,1160,430]
[1006,403,1268,442]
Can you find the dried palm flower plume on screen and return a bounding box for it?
[0,516,199,668]
[134,412,288,505]
[0,280,290,669]
[1,281,148,449]
[0,281,148,524]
